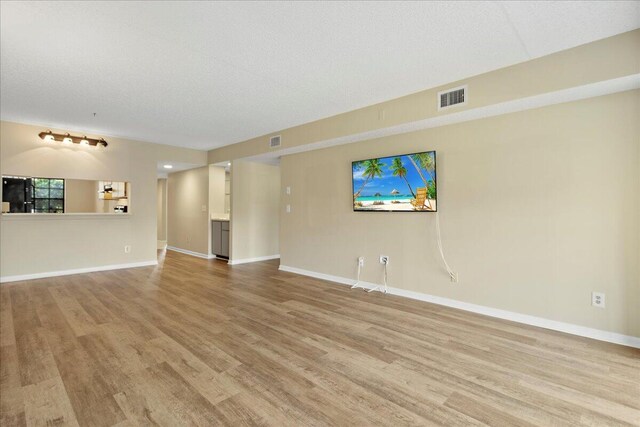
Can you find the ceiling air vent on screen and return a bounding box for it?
[269,135,281,148]
[438,85,467,110]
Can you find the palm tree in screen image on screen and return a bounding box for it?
[408,153,435,210]
[412,152,435,181]
[391,157,416,198]
[354,159,384,199]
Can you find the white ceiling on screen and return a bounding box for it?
[1,1,638,151]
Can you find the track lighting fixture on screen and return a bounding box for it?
[38,130,108,148]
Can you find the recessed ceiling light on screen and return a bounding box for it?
[227,162,231,166]
[163,164,173,169]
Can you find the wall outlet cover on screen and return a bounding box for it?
[592,292,605,308]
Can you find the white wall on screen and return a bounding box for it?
[279,90,640,337]
[230,161,280,262]
[0,120,207,279]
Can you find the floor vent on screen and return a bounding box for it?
[438,85,467,110]
[269,135,281,148]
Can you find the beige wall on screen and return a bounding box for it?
[208,165,226,218]
[157,179,167,241]
[231,161,280,261]
[280,90,640,337]
[65,179,97,213]
[167,167,210,255]
[209,30,640,164]
[0,120,207,278]
[225,172,231,214]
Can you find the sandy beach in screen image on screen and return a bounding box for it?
[355,198,437,211]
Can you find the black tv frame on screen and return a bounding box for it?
[351,150,437,213]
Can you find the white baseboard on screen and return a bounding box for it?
[279,265,355,286]
[0,260,158,284]
[278,265,640,349]
[166,246,215,259]
[228,254,280,265]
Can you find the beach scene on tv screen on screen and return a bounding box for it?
[353,151,436,212]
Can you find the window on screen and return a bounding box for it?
[31,178,64,213]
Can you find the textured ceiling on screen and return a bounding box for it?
[1,1,638,150]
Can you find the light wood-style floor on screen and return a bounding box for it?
[1,250,639,426]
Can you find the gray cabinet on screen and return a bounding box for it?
[212,220,230,258]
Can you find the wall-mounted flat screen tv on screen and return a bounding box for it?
[352,151,436,212]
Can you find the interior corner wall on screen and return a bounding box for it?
[157,178,167,241]
[0,120,207,278]
[167,166,210,255]
[230,161,280,261]
[279,90,640,337]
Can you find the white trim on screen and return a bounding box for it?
[228,254,280,265]
[157,240,167,249]
[278,265,640,349]
[279,265,355,286]
[0,260,158,284]
[437,84,468,111]
[166,246,215,259]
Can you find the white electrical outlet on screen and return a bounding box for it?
[450,272,459,283]
[358,256,364,267]
[124,245,131,254]
[286,204,291,213]
[286,186,291,195]
[592,292,605,308]
[379,255,389,265]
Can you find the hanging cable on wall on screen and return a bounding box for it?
[351,212,455,294]
[435,211,457,281]
[367,258,388,294]
[351,258,363,290]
